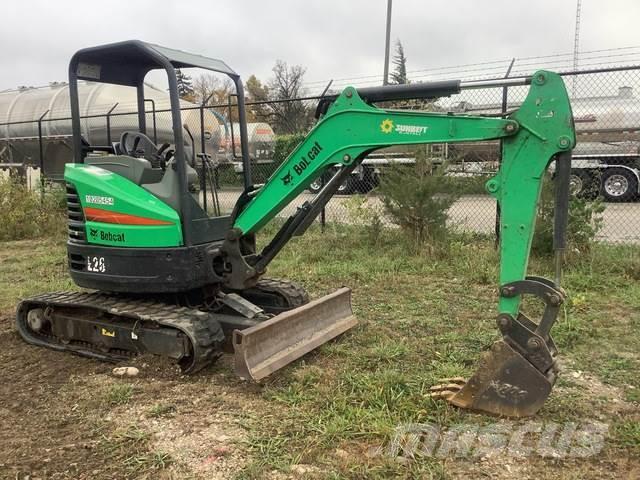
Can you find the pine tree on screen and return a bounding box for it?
[245,75,270,122]
[390,40,408,85]
[175,69,194,100]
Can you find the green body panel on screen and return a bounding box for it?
[65,163,183,247]
[234,70,575,319]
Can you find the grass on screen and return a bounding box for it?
[233,222,640,478]
[147,403,177,418]
[613,420,640,451]
[99,424,174,475]
[107,383,135,406]
[0,237,75,312]
[1,223,639,478]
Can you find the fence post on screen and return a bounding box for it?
[105,103,119,147]
[37,109,50,201]
[199,92,215,214]
[227,94,236,158]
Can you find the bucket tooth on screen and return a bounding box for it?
[428,378,466,401]
[430,377,466,389]
[432,340,557,417]
[233,287,357,381]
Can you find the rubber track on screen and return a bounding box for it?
[16,291,225,374]
[244,278,310,312]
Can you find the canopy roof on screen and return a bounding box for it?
[70,40,237,86]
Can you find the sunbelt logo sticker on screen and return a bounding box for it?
[380,118,428,136]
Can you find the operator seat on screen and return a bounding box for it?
[142,160,199,212]
[85,130,200,213]
[84,155,164,185]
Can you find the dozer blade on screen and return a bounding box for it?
[429,340,557,417]
[233,287,357,381]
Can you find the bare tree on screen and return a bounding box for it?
[267,60,311,134]
[192,74,218,105]
[192,74,234,106]
[191,73,239,125]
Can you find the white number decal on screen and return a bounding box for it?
[87,256,106,273]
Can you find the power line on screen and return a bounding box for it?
[304,45,640,90]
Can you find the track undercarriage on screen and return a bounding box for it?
[16,278,313,374]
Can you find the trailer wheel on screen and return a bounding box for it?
[307,176,350,194]
[569,170,598,199]
[601,167,638,202]
[308,179,323,194]
[337,178,352,194]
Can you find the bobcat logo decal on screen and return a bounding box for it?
[89,228,98,238]
[281,170,293,186]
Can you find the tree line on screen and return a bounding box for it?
[175,40,410,135]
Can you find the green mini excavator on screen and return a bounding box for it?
[16,41,575,417]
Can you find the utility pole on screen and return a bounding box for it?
[572,0,582,95]
[383,0,393,85]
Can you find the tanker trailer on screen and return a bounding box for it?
[220,122,276,162]
[567,86,640,201]
[445,86,640,201]
[0,81,222,179]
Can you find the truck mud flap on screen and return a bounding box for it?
[233,287,357,381]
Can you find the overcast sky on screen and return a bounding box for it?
[2,0,639,92]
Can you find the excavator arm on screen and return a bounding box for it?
[226,70,576,417]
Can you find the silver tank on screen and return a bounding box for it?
[219,122,275,160]
[570,86,640,155]
[449,86,640,159]
[0,81,222,175]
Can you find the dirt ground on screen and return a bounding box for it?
[0,311,260,480]
[2,314,639,480]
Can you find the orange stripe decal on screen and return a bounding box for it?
[84,207,173,226]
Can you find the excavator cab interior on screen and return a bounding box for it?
[69,40,250,244]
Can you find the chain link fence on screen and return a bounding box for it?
[2,61,640,243]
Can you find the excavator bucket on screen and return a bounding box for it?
[429,275,566,417]
[429,340,558,417]
[233,287,357,381]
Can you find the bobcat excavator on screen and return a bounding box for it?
[16,41,575,417]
